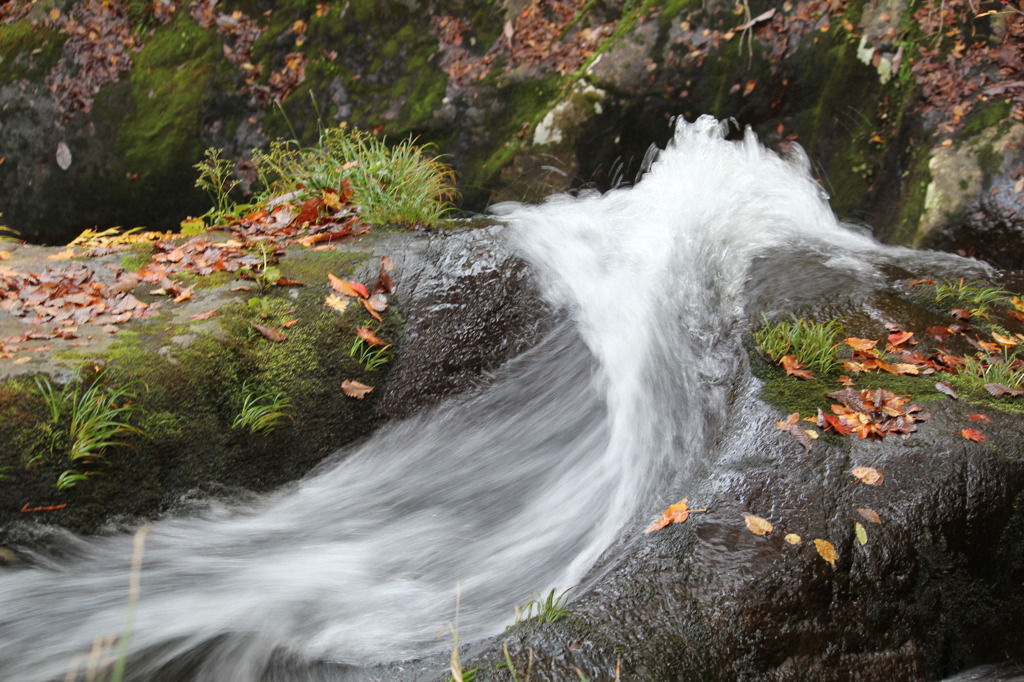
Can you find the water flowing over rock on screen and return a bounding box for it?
[2,116,1022,681]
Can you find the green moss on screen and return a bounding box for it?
[959,99,1013,140]
[977,142,1002,181]
[893,139,933,247]
[277,248,371,283]
[120,244,156,272]
[117,12,218,176]
[752,344,944,417]
[0,19,63,84]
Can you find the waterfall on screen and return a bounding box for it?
[0,116,968,681]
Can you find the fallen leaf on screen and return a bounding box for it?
[851,466,884,485]
[643,497,708,533]
[780,354,814,379]
[992,332,1019,348]
[926,325,954,340]
[838,375,855,386]
[951,308,973,320]
[855,522,868,545]
[967,413,992,423]
[56,141,72,170]
[844,337,879,352]
[253,324,287,342]
[855,507,882,524]
[906,279,935,286]
[46,248,77,260]
[742,513,773,536]
[776,412,816,450]
[985,383,1023,398]
[324,294,350,313]
[328,273,367,298]
[785,533,802,545]
[959,428,985,442]
[887,331,915,347]
[935,381,959,400]
[356,326,387,345]
[342,379,374,399]
[282,318,299,328]
[360,296,383,321]
[189,309,219,321]
[814,539,839,568]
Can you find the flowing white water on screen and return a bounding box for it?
[0,116,967,681]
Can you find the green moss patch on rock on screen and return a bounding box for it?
[0,19,64,85]
[0,243,392,538]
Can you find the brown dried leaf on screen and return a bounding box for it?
[855,507,882,524]
[356,326,387,345]
[985,383,1023,398]
[851,466,884,485]
[935,381,959,400]
[814,538,839,568]
[253,324,287,342]
[342,379,374,399]
[742,513,773,536]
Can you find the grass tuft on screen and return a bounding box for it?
[934,278,1012,319]
[33,371,143,490]
[232,383,293,435]
[753,315,843,374]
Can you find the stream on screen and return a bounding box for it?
[0,116,980,681]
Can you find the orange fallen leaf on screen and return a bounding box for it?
[342,379,374,399]
[887,331,915,347]
[644,498,709,534]
[328,273,369,299]
[253,324,287,342]
[906,279,935,286]
[855,507,882,524]
[282,318,299,328]
[742,513,773,536]
[356,326,387,345]
[967,413,992,423]
[992,332,1018,348]
[814,538,838,568]
[360,296,383,322]
[959,428,985,442]
[837,375,855,386]
[851,466,884,485]
[844,337,878,353]
[20,502,67,512]
[780,354,814,379]
[46,248,77,260]
[189,309,219,321]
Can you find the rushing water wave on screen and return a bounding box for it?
[0,116,975,681]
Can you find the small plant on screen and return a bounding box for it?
[232,384,293,435]
[0,215,21,242]
[513,588,571,625]
[33,371,142,490]
[349,337,391,371]
[934,278,1012,319]
[239,241,282,293]
[252,124,458,228]
[500,642,534,682]
[754,315,843,374]
[956,353,1024,391]
[194,147,240,221]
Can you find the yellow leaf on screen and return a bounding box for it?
[851,466,884,486]
[784,533,802,545]
[804,429,819,440]
[644,498,709,534]
[46,248,77,260]
[814,539,838,568]
[855,522,868,545]
[49,8,61,20]
[324,294,350,313]
[992,332,1018,348]
[742,513,773,536]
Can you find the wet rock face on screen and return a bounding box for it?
[931,174,1024,269]
[375,224,552,420]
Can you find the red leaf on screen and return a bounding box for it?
[291,197,326,226]
[967,413,992,423]
[926,325,954,340]
[189,309,219,321]
[959,428,985,442]
[887,331,915,347]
